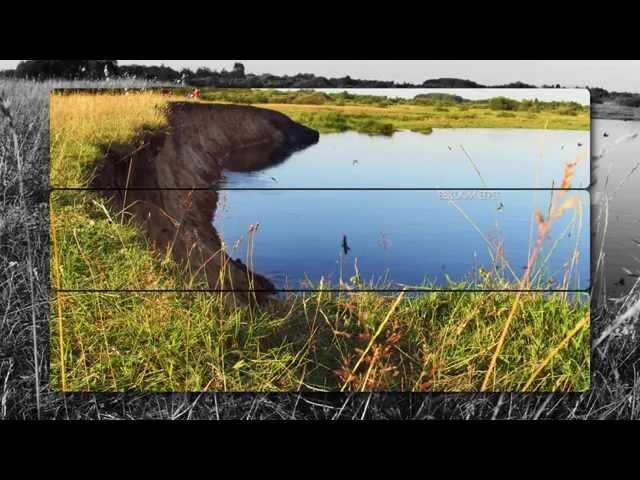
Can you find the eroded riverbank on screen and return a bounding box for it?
[91,102,319,294]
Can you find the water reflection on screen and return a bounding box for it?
[214,188,589,290]
[219,129,590,189]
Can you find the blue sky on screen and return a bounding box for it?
[2,60,639,92]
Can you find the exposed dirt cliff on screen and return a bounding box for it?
[92,102,319,296]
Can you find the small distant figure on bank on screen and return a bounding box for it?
[189,88,201,100]
[341,235,351,255]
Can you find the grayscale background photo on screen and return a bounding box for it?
[0,60,639,419]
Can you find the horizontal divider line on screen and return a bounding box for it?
[56,288,591,294]
[50,187,591,192]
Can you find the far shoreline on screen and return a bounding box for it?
[592,103,640,122]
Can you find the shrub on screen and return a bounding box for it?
[356,119,395,135]
[323,112,349,131]
[557,108,578,116]
[414,93,464,105]
[291,91,329,105]
[489,96,519,111]
[518,99,535,111]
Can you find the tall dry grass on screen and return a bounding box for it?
[481,155,586,391]
[50,90,170,187]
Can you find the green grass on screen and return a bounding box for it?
[189,88,590,133]
[51,190,190,291]
[291,111,400,135]
[51,288,589,392]
[49,92,590,393]
[263,103,588,134]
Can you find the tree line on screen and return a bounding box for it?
[0,60,537,89]
[2,60,637,106]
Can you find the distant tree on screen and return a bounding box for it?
[195,67,213,76]
[232,62,245,77]
[422,78,483,88]
[589,87,610,104]
[414,93,465,104]
[14,60,118,80]
[489,96,519,111]
[291,91,330,105]
[494,81,536,88]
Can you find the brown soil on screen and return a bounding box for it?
[91,102,319,297]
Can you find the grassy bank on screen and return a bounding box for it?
[48,91,590,392]
[122,87,589,135]
[190,88,590,134]
[51,289,589,392]
[257,102,589,135]
[50,91,168,187]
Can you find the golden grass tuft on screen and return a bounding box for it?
[480,154,586,391]
[50,91,172,186]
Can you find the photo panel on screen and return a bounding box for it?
[51,189,590,292]
[50,88,590,189]
[49,86,593,394]
[51,290,590,393]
